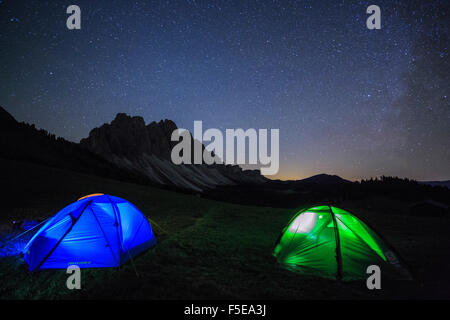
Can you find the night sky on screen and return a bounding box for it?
[1,0,448,181]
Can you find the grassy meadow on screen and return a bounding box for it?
[1,157,449,299]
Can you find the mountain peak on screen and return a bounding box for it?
[299,173,349,184]
[81,112,181,160]
[111,112,146,128]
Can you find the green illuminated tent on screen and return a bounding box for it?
[273,206,411,280]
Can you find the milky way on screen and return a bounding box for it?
[0,0,448,180]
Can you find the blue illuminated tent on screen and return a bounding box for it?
[23,194,156,271]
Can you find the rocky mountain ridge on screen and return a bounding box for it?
[80,113,267,191]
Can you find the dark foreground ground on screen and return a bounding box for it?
[1,157,450,299]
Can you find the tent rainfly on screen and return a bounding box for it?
[273,205,411,280]
[23,194,156,271]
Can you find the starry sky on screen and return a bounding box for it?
[1,0,449,181]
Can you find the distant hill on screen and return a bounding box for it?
[285,173,351,185]
[419,180,450,189]
[205,175,450,208]
[204,173,353,207]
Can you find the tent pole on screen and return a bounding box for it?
[329,206,343,280]
[34,201,91,271]
[107,196,139,278]
[90,209,119,265]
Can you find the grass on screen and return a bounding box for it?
[1,157,450,299]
